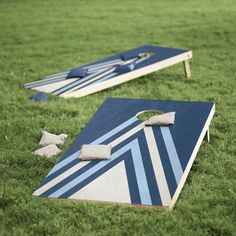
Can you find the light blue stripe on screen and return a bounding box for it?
[25,76,67,88]
[134,55,150,64]
[160,127,183,184]
[46,151,80,177]
[44,74,68,80]
[68,68,115,92]
[24,74,67,88]
[49,141,134,198]
[45,70,70,79]
[87,63,120,73]
[131,139,152,205]
[87,72,117,87]
[40,56,147,85]
[84,59,122,70]
[37,56,148,91]
[86,56,151,88]
[53,67,111,95]
[46,116,138,177]
[89,116,137,145]
[86,65,112,74]
[49,138,152,206]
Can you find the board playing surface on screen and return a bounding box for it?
[33,98,214,208]
[24,45,192,98]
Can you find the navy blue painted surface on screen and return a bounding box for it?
[152,127,177,197]
[120,50,140,60]
[68,45,190,79]
[66,67,87,79]
[29,92,48,102]
[138,130,162,205]
[58,98,213,170]
[36,98,214,205]
[114,63,135,73]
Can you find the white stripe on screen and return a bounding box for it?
[45,71,69,79]
[31,78,78,93]
[62,68,115,95]
[62,58,137,95]
[144,127,171,206]
[46,116,138,177]
[48,138,151,203]
[110,122,144,147]
[53,67,110,95]
[24,73,68,87]
[68,161,131,203]
[131,139,152,205]
[35,121,144,196]
[85,59,122,70]
[33,161,89,196]
[160,127,183,184]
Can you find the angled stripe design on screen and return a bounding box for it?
[45,70,70,79]
[46,139,152,205]
[30,79,78,93]
[25,58,122,90]
[24,45,192,98]
[34,161,89,196]
[24,53,151,95]
[85,56,151,88]
[87,72,117,87]
[68,161,131,203]
[24,73,70,88]
[53,57,139,95]
[37,121,145,193]
[43,59,122,81]
[84,58,123,70]
[34,121,145,197]
[130,139,152,205]
[160,126,183,184]
[81,55,151,90]
[63,68,115,94]
[45,116,139,177]
[34,115,182,207]
[84,57,137,73]
[53,67,112,95]
[144,127,171,206]
[25,76,67,88]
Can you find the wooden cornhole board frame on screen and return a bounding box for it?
[24,45,192,98]
[33,98,215,209]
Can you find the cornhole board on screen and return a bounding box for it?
[33,98,215,209]
[24,45,192,98]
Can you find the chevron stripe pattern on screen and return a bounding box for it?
[23,55,150,96]
[24,45,191,98]
[33,116,184,207]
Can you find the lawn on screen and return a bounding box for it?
[0,0,236,235]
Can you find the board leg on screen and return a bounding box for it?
[183,60,191,78]
[204,129,210,142]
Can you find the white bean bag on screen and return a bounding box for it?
[79,144,112,161]
[144,112,176,126]
[33,144,61,157]
[39,131,68,146]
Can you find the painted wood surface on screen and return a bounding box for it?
[33,98,215,208]
[24,45,192,98]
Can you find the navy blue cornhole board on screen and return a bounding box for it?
[33,98,215,208]
[24,45,192,98]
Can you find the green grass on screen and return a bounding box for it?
[0,0,236,235]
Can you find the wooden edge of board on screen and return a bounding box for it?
[169,103,215,209]
[33,194,168,211]
[61,51,193,98]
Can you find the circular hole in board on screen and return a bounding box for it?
[136,110,164,121]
